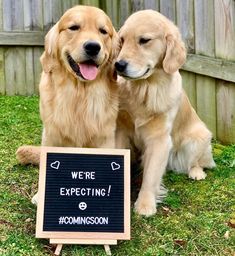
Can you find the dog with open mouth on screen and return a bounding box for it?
[115,10,215,217]
[16,6,118,166]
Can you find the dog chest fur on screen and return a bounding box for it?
[40,73,118,147]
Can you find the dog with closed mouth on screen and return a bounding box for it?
[17,6,118,167]
[115,10,215,216]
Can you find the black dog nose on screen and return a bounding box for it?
[115,60,128,72]
[83,41,101,56]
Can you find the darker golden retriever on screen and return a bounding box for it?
[17,6,118,164]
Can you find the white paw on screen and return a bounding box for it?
[31,192,39,205]
[189,167,207,180]
[134,192,156,217]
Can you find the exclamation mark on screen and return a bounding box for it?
[107,185,111,196]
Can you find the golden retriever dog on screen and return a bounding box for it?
[17,6,118,165]
[115,10,215,216]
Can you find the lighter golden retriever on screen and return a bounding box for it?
[115,10,215,216]
[17,6,118,165]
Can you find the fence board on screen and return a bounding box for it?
[118,0,131,28]
[70,0,80,7]
[2,1,14,94]
[144,0,159,10]
[105,0,120,29]
[43,0,53,30]
[0,47,4,95]
[214,0,235,60]
[176,0,194,53]
[160,0,176,22]
[2,0,12,31]
[12,0,26,95]
[0,0,5,94]
[5,48,16,95]
[82,0,99,6]
[182,54,235,83]
[51,0,63,24]
[33,47,43,94]
[195,0,215,56]
[196,75,216,137]
[215,0,235,144]
[217,82,235,144]
[194,0,217,138]
[15,47,26,95]
[131,0,145,12]
[24,1,34,95]
[180,70,196,110]
[61,0,73,13]
[32,0,44,30]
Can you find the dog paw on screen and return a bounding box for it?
[16,145,40,165]
[188,167,207,180]
[16,146,33,165]
[134,192,156,217]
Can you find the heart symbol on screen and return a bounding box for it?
[50,161,60,170]
[111,162,120,171]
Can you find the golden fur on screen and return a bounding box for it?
[16,6,118,165]
[115,10,215,216]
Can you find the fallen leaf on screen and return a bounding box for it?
[162,206,170,216]
[174,239,187,247]
[228,220,235,228]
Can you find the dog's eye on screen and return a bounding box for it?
[139,38,151,45]
[120,37,124,44]
[68,25,80,31]
[99,28,108,35]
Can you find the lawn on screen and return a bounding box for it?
[0,95,234,256]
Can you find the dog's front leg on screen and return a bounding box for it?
[135,125,172,216]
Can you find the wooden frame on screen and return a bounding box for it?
[36,147,131,241]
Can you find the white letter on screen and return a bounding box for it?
[60,188,65,196]
[71,172,78,179]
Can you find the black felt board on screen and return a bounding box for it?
[43,152,124,233]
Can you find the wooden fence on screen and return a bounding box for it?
[0,0,234,144]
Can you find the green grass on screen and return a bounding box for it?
[0,95,234,256]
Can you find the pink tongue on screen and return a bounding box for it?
[79,63,98,80]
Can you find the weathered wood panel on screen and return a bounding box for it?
[0,0,5,95]
[82,0,99,6]
[182,54,235,83]
[196,75,217,136]
[144,0,159,10]
[160,0,176,22]
[0,0,235,143]
[117,0,131,28]
[215,0,235,144]
[195,0,215,57]
[180,70,197,110]
[214,0,235,60]
[194,0,217,138]
[0,32,45,45]
[33,47,43,94]
[176,0,194,53]
[176,0,196,118]
[105,0,120,29]
[217,82,235,144]
[131,0,145,12]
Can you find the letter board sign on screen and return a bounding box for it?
[36,147,130,240]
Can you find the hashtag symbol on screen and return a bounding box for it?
[58,216,64,224]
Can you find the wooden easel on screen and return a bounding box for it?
[50,239,117,255]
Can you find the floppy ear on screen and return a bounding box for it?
[163,34,186,74]
[108,28,120,81]
[40,22,59,73]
